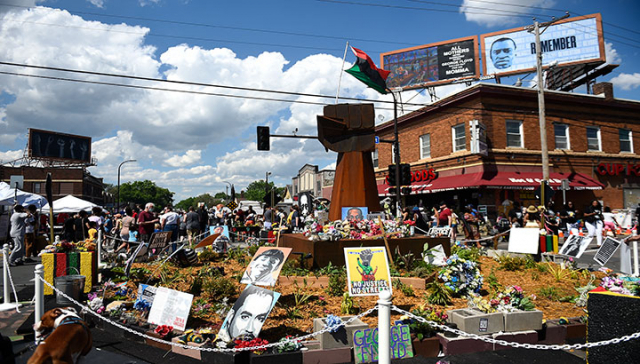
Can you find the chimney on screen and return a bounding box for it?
[593,82,614,100]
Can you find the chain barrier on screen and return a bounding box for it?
[391,305,640,350]
[2,248,21,312]
[35,275,376,352]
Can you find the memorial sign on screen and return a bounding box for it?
[137,284,157,305]
[344,247,392,296]
[427,226,451,237]
[148,231,172,251]
[594,237,621,266]
[508,228,540,254]
[559,235,593,259]
[147,286,194,331]
[353,325,414,363]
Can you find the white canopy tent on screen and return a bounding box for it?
[42,194,102,214]
[0,182,48,208]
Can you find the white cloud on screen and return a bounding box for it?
[460,0,556,27]
[164,150,201,167]
[605,42,621,64]
[0,149,23,163]
[86,0,105,8]
[610,73,640,91]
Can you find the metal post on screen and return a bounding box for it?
[97,229,104,269]
[34,264,44,327]
[2,244,9,305]
[117,159,136,211]
[377,290,392,364]
[390,91,402,218]
[633,240,639,277]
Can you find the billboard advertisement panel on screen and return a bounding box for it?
[28,128,92,163]
[481,14,604,77]
[381,36,479,90]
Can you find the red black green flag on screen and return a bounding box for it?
[345,47,391,94]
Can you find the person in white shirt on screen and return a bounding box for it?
[160,205,180,242]
[602,206,619,236]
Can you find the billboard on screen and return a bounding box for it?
[481,13,604,77]
[28,128,92,163]
[381,36,479,90]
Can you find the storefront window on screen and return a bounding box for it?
[372,149,378,168]
[554,124,570,150]
[619,129,633,153]
[33,182,42,194]
[452,124,466,152]
[506,120,523,148]
[420,134,431,159]
[587,126,601,151]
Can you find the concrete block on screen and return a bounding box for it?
[492,330,538,351]
[303,347,352,364]
[503,309,543,332]
[447,308,504,335]
[437,333,492,355]
[312,316,368,349]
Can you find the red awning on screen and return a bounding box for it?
[377,171,603,196]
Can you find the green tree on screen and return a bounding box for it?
[175,197,196,211]
[243,180,285,203]
[214,192,229,200]
[175,193,219,211]
[118,180,174,211]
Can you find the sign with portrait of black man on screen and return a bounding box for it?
[218,285,280,342]
[241,247,292,286]
[481,13,604,77]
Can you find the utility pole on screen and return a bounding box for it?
[390,90,402,218]
[526,13,569,205]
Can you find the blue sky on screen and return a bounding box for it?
[0,0,639,203]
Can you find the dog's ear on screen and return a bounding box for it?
[52,308,63,317]
[65,307,78,314]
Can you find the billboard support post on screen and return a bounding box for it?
[527,13,569,206]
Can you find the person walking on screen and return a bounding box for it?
[197,203,208,236]
[160,205,180,242]
[137,203,158,243]
[583,200,604,247]
[184,206,200,245]
[9,205,31,266]
[24,204,39,262]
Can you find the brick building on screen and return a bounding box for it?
[373,82,640,218]
[0,165,106,205]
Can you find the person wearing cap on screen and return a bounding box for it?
[438,201,452,227]
[524,205,541,229]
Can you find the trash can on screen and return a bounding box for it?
[54,275,86,305]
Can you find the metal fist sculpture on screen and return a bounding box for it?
[317,104,380,221]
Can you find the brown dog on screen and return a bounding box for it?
[28,307,92,364]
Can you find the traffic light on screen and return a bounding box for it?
[388,165,397,186]
[400,163,412,185]
[401,187,412,195]
[257,126,270,151]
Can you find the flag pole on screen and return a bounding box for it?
[335,41,349,104]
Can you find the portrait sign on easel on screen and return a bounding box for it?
[241,247,292,286]
[344,247,392,296]
[147,286,194,331]
[558,234,593,259]
[217,285,280,342]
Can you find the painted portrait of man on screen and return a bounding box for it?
[241,247,291,286]
[218,285,280,342]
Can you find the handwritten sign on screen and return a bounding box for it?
[147,286,193,331]
[427,226,451,237]
[148,231,172,251]
[353,325,414,363]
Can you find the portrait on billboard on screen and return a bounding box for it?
[241,247,292,286]
[218,285,280,342]
[481,14,604,77]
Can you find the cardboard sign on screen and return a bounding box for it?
[148,231,172,251]
[594,237,621,266]
[427,226,451,237]
[558,234,593,259]
[507,228,540,254]
[241,247,292,286]
[137,284,157,305]
[217,285,280,342]
[620,242,632,275]
[423,244,447,266]
[344,247,392,296]
[353,325,414,363]
[147,286,194,331]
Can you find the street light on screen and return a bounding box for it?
[222,181,232,198]
[117,159,136,211]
